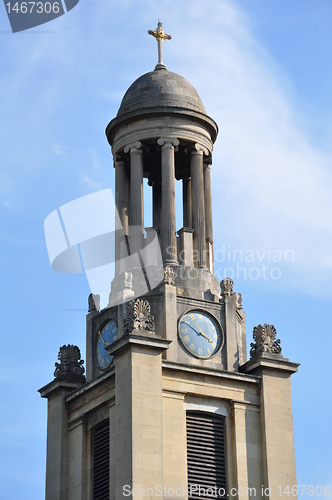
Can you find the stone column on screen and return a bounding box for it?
[182,177,192,228]
[114,155,129,275]
[190,144,208,268]
[109,398,116,500]
[204,162,214,273]
[85,304,99,382]
[108,322,171,498]
[38,380,85,500]
[162,394,187,492]
[124,142,144,257]
[223,286,241,372]
[177,228,194,267]
[231,402,263,499]
[242,356,299,499]
[158,138,179,265]
[68,417,88,500]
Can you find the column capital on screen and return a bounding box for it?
[185,143,209,156]
[157,137,179,149]
[124,141,149,154]
[203,157,212,167]
[114,155,129,170]
[114,153,128,164]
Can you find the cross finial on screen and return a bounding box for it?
[148,22,171,70]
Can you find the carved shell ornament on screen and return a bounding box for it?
[123,298,155,333]
[250,324,282,358]
[134,299,151,319]
[54,345,85,379]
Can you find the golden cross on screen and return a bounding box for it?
[148,22,171,67]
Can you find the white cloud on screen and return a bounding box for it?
[80,173,104,191]
[87,148,102,170]
[41,0,331,296]
[1,0,331,295]
[52,143,68,155]
[158,0,332,295]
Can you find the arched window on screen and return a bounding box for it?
[186,412,227,499]
[92,420,109,500]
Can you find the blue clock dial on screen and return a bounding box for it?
[178,310,222,359]
[97,320,118,370]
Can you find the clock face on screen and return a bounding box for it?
[178,310,222,359]
[97,320,118,370]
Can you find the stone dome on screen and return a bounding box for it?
[106,67,218,148]
[117,68,207,116]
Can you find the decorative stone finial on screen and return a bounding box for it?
[88,293,100,312]
[250,324,282,358]
[220,277,234,296]
[164,266,175,286]
[148,22,171,69]
[54,345,85,381]
[236,293,243,310]
[124,271,133,290]
[123,299,155,334]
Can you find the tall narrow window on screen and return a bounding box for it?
[93,421,109,500]
[186,412,227,499]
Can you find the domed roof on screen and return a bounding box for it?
[106,66,218,148]
[117,68,207,116]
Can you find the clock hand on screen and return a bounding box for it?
[189,314,215,346]
[98,330,111,346]
[183,320,209,341]
[182,321,199,334]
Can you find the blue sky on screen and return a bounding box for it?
[1,0,332,498]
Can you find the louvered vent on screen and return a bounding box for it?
[93,421,109,500]
[186,412,227,499]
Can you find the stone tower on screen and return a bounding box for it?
[39,24,299,500]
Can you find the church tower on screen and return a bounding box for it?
[39,24,299,500]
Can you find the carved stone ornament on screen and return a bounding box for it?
[236,293,243,310]
[54,345,85,380]
[123,299,155,334]
[164,266,175,286]
[250,324,282,358]
[124,271,133,290]
[88,293,100,312]
[220,277,234,297]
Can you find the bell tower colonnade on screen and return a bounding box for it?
[106,66,218,278]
